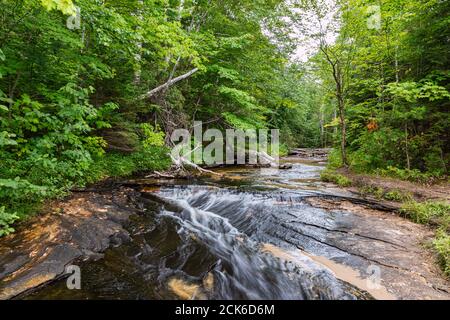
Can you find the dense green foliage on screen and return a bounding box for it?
[401,201,450,275]
[300,0,449,176]
[434,229,450,276]
[0,0,320,234]
[401,201,450,228]
[320,170,351,187]
[303,0,449,274]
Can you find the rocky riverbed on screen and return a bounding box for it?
[0,152,448,300]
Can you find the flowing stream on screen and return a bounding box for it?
[26,157,439,300]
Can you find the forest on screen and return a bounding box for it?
[0,0,449,282]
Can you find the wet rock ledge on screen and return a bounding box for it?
[0,187,141,300]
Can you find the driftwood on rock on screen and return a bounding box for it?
[252,150,278,167]
[249,150,293,169]
[170,154,223,177]
[289,148,331,160]
[146,171,176,179]
[167,149,291,177]
[146,148,291,180]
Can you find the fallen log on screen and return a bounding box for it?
[146,171,176,179]
[169,152,224,177]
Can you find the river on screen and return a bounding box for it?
[15,156,450,300]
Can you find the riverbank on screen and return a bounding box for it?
[335,168,450,203]
[0,147,171,238]
[321,168,450,277]
[0,148,172,299]
[0,187,142,299]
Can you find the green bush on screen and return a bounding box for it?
[384,190,402,201]
[400,201,450,227]
[0,85,110,220]
[433,229,450,277]
[327,148,344,169]
[348,128,405,173]
[0,206,19,237]
[400,200,449,276]
[320,170,352,187]
[130,147,171,172]
[87,147,171,184]
[423,146,447,176]
[376,166,442,184]
[398,199,450,277]
[279,144,289,157]
[140,123,166,148]
[0,177,52,217]
[384,189,412,202]
[0,86,171,236]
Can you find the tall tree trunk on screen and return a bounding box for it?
[405,123,411,170]
[338,95,347,166]
[336,65,348,166]
[320,45,348,166]
[320,106,325,148]
[134,0,144,85]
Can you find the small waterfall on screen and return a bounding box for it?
[156,187,367,300]
[27,160,376,300]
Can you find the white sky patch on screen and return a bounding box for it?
[291,1,340,62]
[266,0,341,62]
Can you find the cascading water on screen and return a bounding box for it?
[155,187,366,300]
[26,160,375,300]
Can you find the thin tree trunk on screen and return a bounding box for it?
[335,65,348,166]
[334,109,338,136]
[405,123,411,170]
[134,0,144,85]
[338,95,347,166]
[320,107,325,148]
[395,45,400,83]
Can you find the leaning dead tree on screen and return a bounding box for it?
[140,0,207,100]
[140,67,199,99]
[139,0,214,142]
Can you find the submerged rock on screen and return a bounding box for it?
[279,163,293,170]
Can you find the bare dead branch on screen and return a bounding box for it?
[141,68,199,100]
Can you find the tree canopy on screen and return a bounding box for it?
[0,0,448,235]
